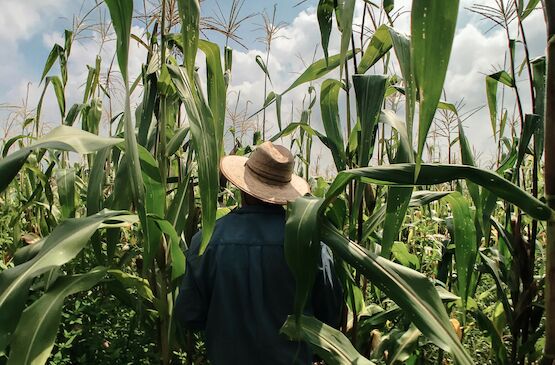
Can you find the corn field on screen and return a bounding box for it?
[0,0,554,364]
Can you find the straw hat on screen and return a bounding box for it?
[220,141,310,205]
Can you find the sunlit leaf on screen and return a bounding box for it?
[168,65,219,254]
[177,0,200,79]
[325,164,552,221]
[357,24,393,74]
[0,126,123,194]
[199,40,226,154]
[412,0,460,172]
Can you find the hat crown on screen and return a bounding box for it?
[245,142,294,185]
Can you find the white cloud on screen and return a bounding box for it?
[1,1,549,169]
[0,0,71,42]
[223,3,548,169]
[3,24,148,137]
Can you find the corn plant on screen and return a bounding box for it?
[0,0,553,364]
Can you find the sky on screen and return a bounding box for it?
[0,0,548,172]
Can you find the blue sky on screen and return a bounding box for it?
[0,0,548,169]
[0,0,303,99]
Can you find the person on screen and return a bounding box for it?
[174,141,343,365]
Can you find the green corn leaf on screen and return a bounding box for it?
[108,269,155,304]
[199,40,226,154]
[382,186,412,258]
[167,174,193,240]
[0,210,134,352]
[457,118,486,240]
[7,267,106,365]
[138,73,158,147]
[104,0,132,82]
[387,326,422,364]
[320,79,346,171]
[275,93,283,131]
[320,222,473,364]
[521,0,541,19]
[353,75,388,169]
[281,315,375,365]
[412,0,460,172]
[65,103,85,126]
[357,24,393,74]
[284,197,323,323]
[83,55,101,102]
[40,44,64,83]
[46,76,66,118]
[255,55,272,84]
[383,0,394,13]
[0,126,123,194]
[388,27,416,143]
[409,190,451,207]
[150,216,185,280]
[445,192,477,316]
[251,50,357,118]
[1,135,27,157]
[0,149,32,194]
[516,114,542,172]
[166,126,190,157]
[56,168,76,219]
[490,71,515,87]
[391,242,420,268]
[35,78,52,133]
[379,110,413,163]
[177,0,200,79]
[87,147,111,216]
[361,190,449,249]
[337,0,355,77]
[134,146,164,268]
[269,122,331,150]
[531,57,545,159]
[85,98,102,135]
[61,30,72,84]
[486,71,515,140]
[380,110,414,257]
[317,0,335,64]
[168,65,218,254]
[486,77,498,139]
[284,50,356,95]
[324,164,552,221]
[336,261,366,314]
[532,57,546,118]
[352,75,388,225]
[88,147,112,263]
[105,0,150,270]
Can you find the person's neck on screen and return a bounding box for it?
[241,193,277,207]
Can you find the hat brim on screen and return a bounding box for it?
[220,155,310,205]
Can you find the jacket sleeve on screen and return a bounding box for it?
[311,243,344,328]
[174,232,209,331]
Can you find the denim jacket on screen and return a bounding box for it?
[174,204,343,365]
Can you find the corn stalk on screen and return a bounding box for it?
[543,0,555,362]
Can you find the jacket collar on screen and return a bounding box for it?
[235,204,285,215]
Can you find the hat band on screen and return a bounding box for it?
[245,161,292,185]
